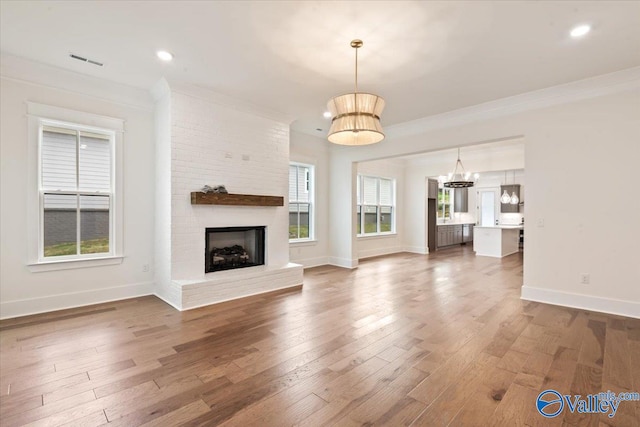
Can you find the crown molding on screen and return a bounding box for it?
[0,53,154,111]
[161,78,295,125]
[385,66,640,139]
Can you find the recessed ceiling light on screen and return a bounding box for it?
[157,50,174,61]
[570,25,591,38]
[323,111,331,119]
[316,128,323,132]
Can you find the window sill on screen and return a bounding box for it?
[357,232,397,240]
[27,256,124,273]
[289,239,318,247]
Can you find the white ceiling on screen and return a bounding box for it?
[1,1,639,136]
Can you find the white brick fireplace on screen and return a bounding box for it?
[153,79,303,310]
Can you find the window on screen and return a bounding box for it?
[289,163,314,241]
[357,175,395,235]
[27,102,124,269]
[438,187,452,219]
[39,123,114,259]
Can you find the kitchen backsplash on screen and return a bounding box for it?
[499,213,524,225]
[451,212,476,224]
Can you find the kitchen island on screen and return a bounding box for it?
[473,225,523,258]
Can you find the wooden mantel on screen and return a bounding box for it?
[190,192,284,207]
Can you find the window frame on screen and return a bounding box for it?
[356,174,396,237]
[289,162,315,243]
[437,187,453,220]
[38,120,116,262]
[27,102,124,271]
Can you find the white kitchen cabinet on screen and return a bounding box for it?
[473,225,521,257]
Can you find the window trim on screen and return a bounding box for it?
[438,187,453,220]
[38,120,116,262]
[27,102,124,270]
[289,162,315,243]
[356,174,396,237]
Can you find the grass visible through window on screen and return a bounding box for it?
[44,238,109,257]
[289,225,309,240]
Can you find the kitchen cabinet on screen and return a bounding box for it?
[437,227,447,248]
[454,225,463,243]
[437,224,468,248]
[454,188,468,212]
[428,179,439,199]
[500,185,520,213]
[474,225,521,257]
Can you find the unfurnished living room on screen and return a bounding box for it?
[1,1,639,426]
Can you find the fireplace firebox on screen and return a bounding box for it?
[205,226,265,273]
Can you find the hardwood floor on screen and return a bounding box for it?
[1,246,638,426]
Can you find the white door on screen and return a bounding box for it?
[478,189,498,226]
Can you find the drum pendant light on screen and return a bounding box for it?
[327,40,385,146]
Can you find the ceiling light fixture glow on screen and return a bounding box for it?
[443,148,477,188]
[323,111,332,118]
[156,50,174,61]
[326,40,385,146]
[570,24,591,38]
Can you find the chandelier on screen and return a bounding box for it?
[443,148,477,188]
[327,40,385,145]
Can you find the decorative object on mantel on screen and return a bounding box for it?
[443,148,478,188]
[326,39,385,146]
[191,192,284,207]
[201,184,228,194]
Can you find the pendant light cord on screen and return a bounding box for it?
[354,45,358,94]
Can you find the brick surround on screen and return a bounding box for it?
[154,81,303,310]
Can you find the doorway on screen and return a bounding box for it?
[478,188,498,226]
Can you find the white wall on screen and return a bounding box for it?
[328,78,640,318]
[0,55,156,318]
[289,130,330,268]
[356,159,405,259]
[151,79,175,305]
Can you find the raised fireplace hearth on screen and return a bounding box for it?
[205,226,265,273]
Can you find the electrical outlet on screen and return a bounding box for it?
[142,264,150,273]
[580,273,590,285]
[225,152,232,159]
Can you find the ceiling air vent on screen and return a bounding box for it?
[69,53,104,67]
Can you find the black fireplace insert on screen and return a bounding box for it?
[205,226,265,273]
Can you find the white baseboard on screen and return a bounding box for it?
[521,286,640,319]
[0,281,154,320]
[153,291,182,311]
[358,246,403,260]
[403,246,429,255]
[289,256,330,269]
[328,256,358,269]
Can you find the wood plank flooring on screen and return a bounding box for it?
[1,246,638,426]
